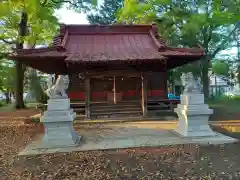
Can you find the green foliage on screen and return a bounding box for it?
[119,0,240,98]
[0,60,15,93]
[49,0,99,13]
[119,0,239,49]
[212,61,230,76]
[87,0,124,25]
[0,0,61,108]
[231,95,240,101]
[24,68,46,103]
[208,94,240,104]
[0,0,100,108]
[0,0,59,47]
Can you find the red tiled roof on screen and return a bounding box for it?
[65,34,166,62]
[9,24,204,72]
[61,24,168,62]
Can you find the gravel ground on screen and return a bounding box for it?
[0,108,40,117]
[1,124,240,180]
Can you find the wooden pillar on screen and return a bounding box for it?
[84,78,91,119]
[141,72,148,117]
[163,59,168,98]
[163,71,168,98]
[113,76,116,104]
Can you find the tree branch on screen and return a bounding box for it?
[211,22,240,59]
[40,0,48,6]
[50,0,76,6]
[0,38,16,45]
[40,0,80,8]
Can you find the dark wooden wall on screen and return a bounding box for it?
[148,72,168,99]
[67,73,85,101]
[67,71,168,102]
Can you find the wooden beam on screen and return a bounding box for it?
[163,71,168,98]
[61,29,68,47]
[86,70,141,78]
[141,72,148,117]
[84,78,91,119]
[113,76,116,104]
[163,60,168,98]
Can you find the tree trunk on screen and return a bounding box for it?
[237,36,240,83]
[201,57,210,99]
[4,92,10,104]
[15,11,28,109]
[15,61,25,108]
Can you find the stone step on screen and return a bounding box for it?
[91,104,140,109]
[91,107,141,112]
[148,109,173,113]
[75,114,86,119]
[91,113,142,120]
[74,108,85,112]
[71,104,85,108]
[91,101,139,104]
[148,105,171,109]
[91,110,142,116]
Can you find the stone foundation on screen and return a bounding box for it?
[174,93,216,137]
[39,98,81,148]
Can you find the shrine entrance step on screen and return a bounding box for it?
[71,102,85,116]
[90,102,142,119]
[147,99,179,116]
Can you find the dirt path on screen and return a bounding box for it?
[1,124,240,180]
[0,108,40,118]
[0,108,40,125]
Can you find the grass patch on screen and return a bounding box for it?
[207,96,240,121]
[0,103,16,112]
[207,96,240,112]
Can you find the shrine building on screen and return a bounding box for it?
[10,24,204,119]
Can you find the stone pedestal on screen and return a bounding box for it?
[40,98,81,148]
[174,93,216,137]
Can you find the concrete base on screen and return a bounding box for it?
[19,125,238,156]
[38,98,81,149]
[172,130,237,144]
[174,93,216,137]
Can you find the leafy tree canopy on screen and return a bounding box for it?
[0,59,15,93]
[0,0,60,48]
[212,61,230,76]
[87,0,124,25]
[0,0,100,106]
[119,0,240,97]
[119,0,240,52]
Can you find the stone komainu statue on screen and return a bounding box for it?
[181,72,201,93]
[45,75,70,98]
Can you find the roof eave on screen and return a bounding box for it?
[10,46,66,56]
[8,56,68,74]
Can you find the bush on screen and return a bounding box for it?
[38,92,48,104]
[231,95,240,101]
[208,95,230,101]
[207,94,240,105]
[0,101,4,107]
